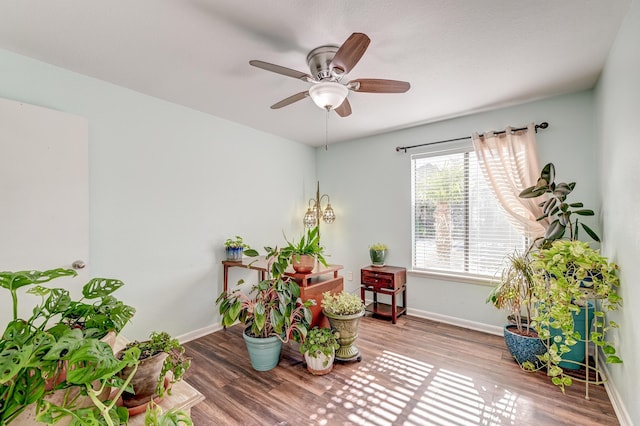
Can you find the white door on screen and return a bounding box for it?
[0,97,88,323]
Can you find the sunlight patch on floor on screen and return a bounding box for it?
[316,350,521,425]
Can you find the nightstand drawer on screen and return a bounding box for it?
[361,270,394,288]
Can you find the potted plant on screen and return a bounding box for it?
[517,163,622,392]
[224,235,253,261]
[519,162,600,246]
[216,246,314,371]
[117,331,191,409]
[299,327,340,375]
[369,243,388,267]
[52,277,136,348]
[281,226,328,273]
[0,268,137,425]
[321,291,366,362]
[529,240,622,391]
[487,249,546,367]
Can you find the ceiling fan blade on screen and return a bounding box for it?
[350,78,411,93]
[249,60,312,81]
[334,98,352,117]
[270,91,309,109]
[330,33,371,74]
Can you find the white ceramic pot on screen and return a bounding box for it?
[304,349,335,375]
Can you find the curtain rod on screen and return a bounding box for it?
[395,121,549,153]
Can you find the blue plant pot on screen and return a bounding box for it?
[503,324,546,367]
[242,329,282,371]
[225,246,243,261]
[550,302,595,370]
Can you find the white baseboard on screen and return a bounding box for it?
[176,323,222,344]
[406,307,503,336]
[599,358,632,426]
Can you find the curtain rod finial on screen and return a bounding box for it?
[536,122,549,132]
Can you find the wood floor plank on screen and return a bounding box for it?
[184,315,619,425]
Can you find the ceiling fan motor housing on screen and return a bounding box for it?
[307,45,341,81]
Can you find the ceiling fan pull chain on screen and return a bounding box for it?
[325,108,330,151]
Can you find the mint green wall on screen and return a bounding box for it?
[596,0,640,423]
[316,90,598,332]
[0,49,317,340]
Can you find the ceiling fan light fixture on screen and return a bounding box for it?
[309,82,348,110]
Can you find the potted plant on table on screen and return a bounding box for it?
[321,291,366,362]
[369,243,388,267]
[216,246,314,371]
[299,327,340,375]
[117,331,191,410]
[281,226,328,273]
[224,236,253,262]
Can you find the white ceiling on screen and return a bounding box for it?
[0,1,631,146]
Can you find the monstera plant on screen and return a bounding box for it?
[0,268,139,425]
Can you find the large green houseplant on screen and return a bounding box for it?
[516,163,623,392]
[0,268,139,425]
[216,245,314,371]
[529,240,622,391]
[519,162,600,246]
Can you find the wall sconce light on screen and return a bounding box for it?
[303,182,336,236]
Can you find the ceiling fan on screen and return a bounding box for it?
[249,32,411,117]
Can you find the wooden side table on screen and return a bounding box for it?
[360,265,407,324]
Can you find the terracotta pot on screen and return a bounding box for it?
[119,351,168,408]
[292,254,315,273]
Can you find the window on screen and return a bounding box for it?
[411,146,527,280]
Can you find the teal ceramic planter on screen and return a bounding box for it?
[242,329,282,371]
[550,302,595,370]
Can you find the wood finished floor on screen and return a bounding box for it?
[183,315,618,426]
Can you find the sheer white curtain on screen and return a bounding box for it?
[472,123,546,239]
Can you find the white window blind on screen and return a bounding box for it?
[411,147,527,279]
